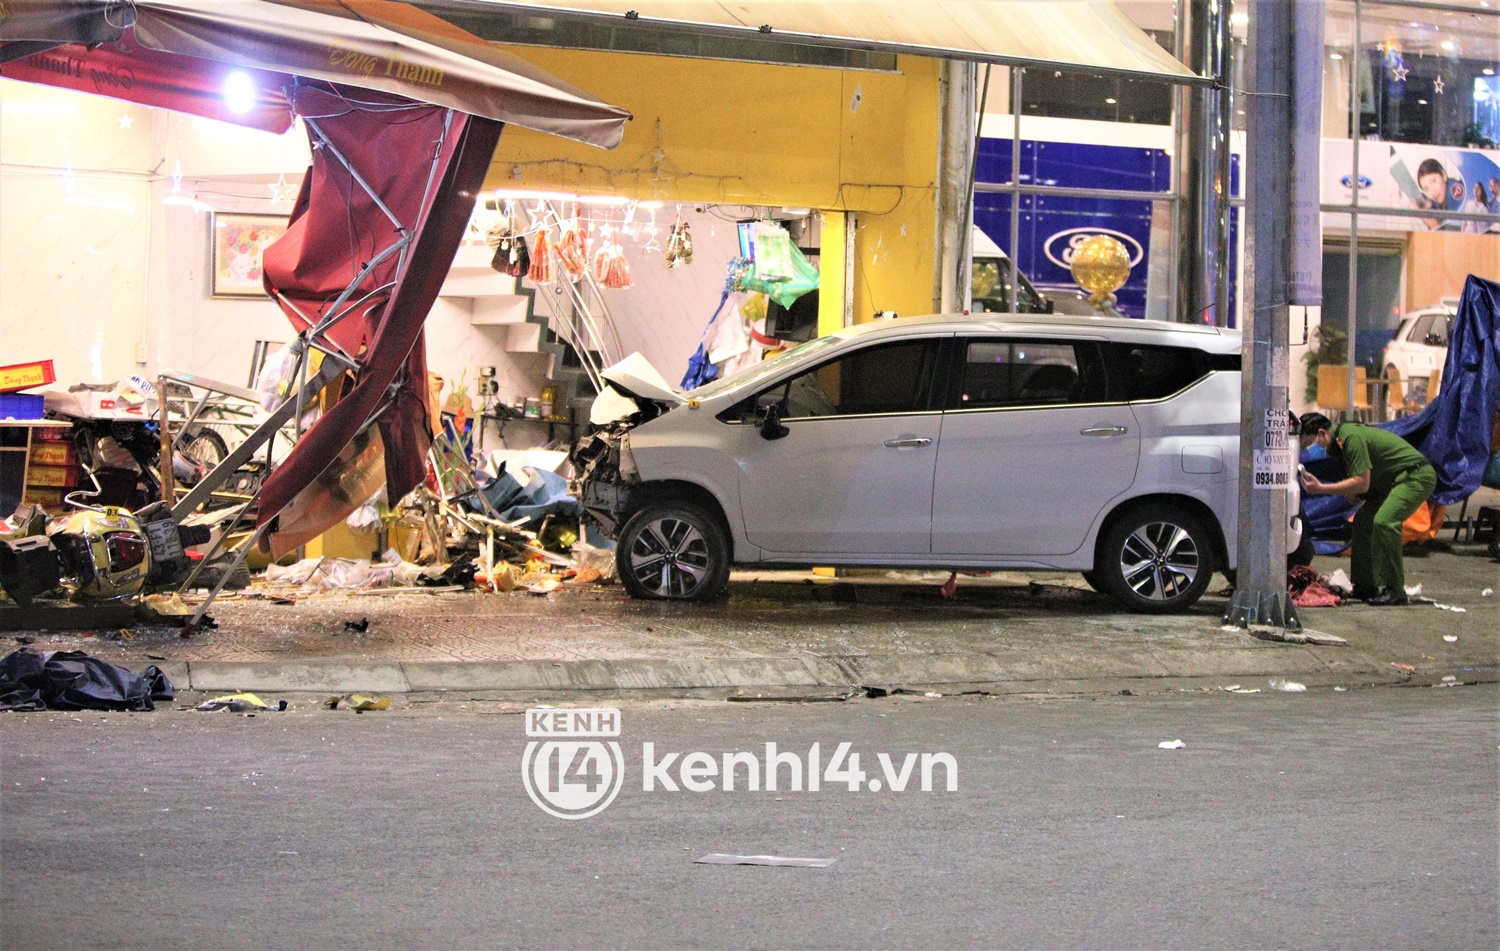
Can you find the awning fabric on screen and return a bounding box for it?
[0,0,630,144]
[256,86,505,555]
[470,0,1200,84]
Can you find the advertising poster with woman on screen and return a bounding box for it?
[1389,144,1500,233]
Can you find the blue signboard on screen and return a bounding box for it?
[974,138,1240,324]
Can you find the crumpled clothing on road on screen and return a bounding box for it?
[0,648,174,712]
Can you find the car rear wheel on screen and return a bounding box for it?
[616,502,730,602]
[1098,504,1213,614]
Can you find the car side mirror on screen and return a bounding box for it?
[759,403,790,441]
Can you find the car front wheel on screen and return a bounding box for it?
[616,502,731,601]
[1098,505,1214,613]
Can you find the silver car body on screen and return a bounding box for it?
[584,313,1299,577]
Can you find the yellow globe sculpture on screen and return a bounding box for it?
[1069,234,1132,313]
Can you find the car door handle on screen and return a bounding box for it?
[1080,426,1128,437]
[883,437,932,449]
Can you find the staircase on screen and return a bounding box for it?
[437,228,620,439]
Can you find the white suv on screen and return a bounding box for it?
[1382,302,1455,400]
[573,314,1301,613]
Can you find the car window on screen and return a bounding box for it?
[1105,343,1239,401]
[1434,316,1452,346]
[956,339,1106,408]
[1407,315,1435,343]
[754,340,939,419]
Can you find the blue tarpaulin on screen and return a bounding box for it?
[475,464,580,526]
[1302,274,1500,553]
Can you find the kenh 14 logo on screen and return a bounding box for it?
[522,707,624,820]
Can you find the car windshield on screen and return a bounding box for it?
[687,334,843,400]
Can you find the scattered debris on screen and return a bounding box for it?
[923,692,943,698]
[342,617,370,633]
[324,694,391,712]
[1268,678,1307,692]
[1444,635,1459,643]
[1404,583,1423,598]
[13,636,34,645]
[1390,662,1416,672]
[1158,739,1186,750]
[1324,569,1354,595]
[939,572,958,599]
[1218,684,1261,694]
[694,854,835,868]
[1302,630,1348,647]
[196,693,284,713]
[1333,686,1348,691]
[1483,588,1494,598]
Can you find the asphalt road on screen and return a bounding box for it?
[2,686,1496,950]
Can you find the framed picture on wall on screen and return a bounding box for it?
[211,213,288,298]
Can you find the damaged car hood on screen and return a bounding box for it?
[601,353,687,406]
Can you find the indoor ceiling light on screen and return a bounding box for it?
[1440,41,1455,51]
[1105,97,1117,104]
[1329,52,1344,60]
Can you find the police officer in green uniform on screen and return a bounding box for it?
[1297,413,1438,606]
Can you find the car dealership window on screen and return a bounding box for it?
[758,340,939,419]
[956,339,1107,409]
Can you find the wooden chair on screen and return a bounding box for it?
[1315,365,1349,416]
[1316,365,1375,420]
[1384,365,1406,418]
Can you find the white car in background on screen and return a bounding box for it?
[573,314,1302,614]
[1383,301,1455,398]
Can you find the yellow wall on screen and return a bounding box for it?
[488,48,941,323]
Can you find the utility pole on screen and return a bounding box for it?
[1225,0,1322,632]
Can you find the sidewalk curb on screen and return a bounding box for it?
[162,648,1494,698]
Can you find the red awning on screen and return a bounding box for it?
[0,0,630,144]
[254,86,503,555]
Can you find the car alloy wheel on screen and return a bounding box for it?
[617,502,730,601]
[1099,504,1213,613]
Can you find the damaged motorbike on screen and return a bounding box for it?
[0,478,210,608]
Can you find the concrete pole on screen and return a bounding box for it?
[936,59,977,314]
[1225,0,1302,632]
[1172,0,1231,325]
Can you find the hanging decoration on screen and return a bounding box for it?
[736,221,819,308]
[665,212,694,268]
[555,207,591,282]
[485,201,531,278]
[527,224,557,283]
[588,221,633,289]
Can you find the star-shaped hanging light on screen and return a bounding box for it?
[1393,64,1410,82]
[117,113,133,130]
[1434,75,1445,94]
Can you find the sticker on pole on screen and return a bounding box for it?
[1253,450,1292,488]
